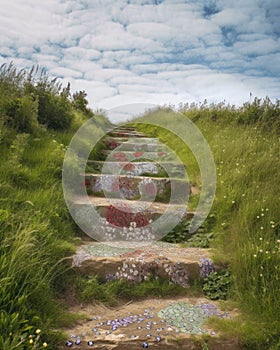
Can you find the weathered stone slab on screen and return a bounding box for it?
[87,161,186,177]
[103,140,165,152]
[63,297,241,350]
[101,150,178,162]
[83,174,189,202]
[108,131,150,138]
[72,242,212,282]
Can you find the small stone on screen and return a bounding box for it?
[75,339,81,345]
[87,340,94,346]
[155,336,161,342]
[146,334,152,337]
[65,340,73,347]
[142,342,149,348]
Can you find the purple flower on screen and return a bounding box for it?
[199,258,215,278]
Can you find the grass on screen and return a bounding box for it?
[130,101,280,349]
[0,111,111,349]
[73,275,203,306]
[1,64,279,349]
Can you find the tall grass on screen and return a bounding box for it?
[0,107,111,349]
[132,100,280,348]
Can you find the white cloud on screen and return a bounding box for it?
[0,0,279,122]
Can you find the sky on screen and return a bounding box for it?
[0,0,279,121]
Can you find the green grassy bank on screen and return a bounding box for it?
[131,100,280,349]
[0,63,111,349]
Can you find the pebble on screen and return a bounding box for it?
[87,340,94,346]
[142,342,149,348]
[65,340,73,347]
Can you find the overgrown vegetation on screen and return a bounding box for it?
[0,63,111,349]
[202,270,232,300]
[132,99,280,349]
[74,275,201,306]
[1,61,279,349]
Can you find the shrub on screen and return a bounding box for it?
[3,96,38,133]
[37,91,73,130]
[203,270,232,300]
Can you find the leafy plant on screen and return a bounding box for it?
[161,220,190,243]
[203,270,232,300]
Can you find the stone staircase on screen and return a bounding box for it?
[64,126,240,349]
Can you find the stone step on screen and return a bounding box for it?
[103,137,160,144]
[63,297,240,349]
[87,161,186,178]
[71,196,194,243]
[108,131,150,138]
[101,150,177,162]
[64,297,238,350]
[103,140,165,152]
[116,126,137,131]
[72,241,212,282]
[73,196,192,216]
[84,174,189,203]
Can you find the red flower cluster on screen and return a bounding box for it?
[113,152,127,161]
[123,162,135,171]
[85,179,91,188]
[105,205,149,227]
[107,141,120,149]
[133,151,144,158]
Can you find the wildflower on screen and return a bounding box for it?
[257,216,260,219]
[35,329,41,334]
[260,227,264,230]
[259,237,263,240]
[231,200,235,204]
[253,254,257,258]
[43,342,48,348]
[29,339,34,344]
[133,151,144,158]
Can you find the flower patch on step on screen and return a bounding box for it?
[158,302,228,334]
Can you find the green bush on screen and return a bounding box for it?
[3,96,38,133]
[203,270,232,300]
[0,62,75,133]
[37,91,73,130]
